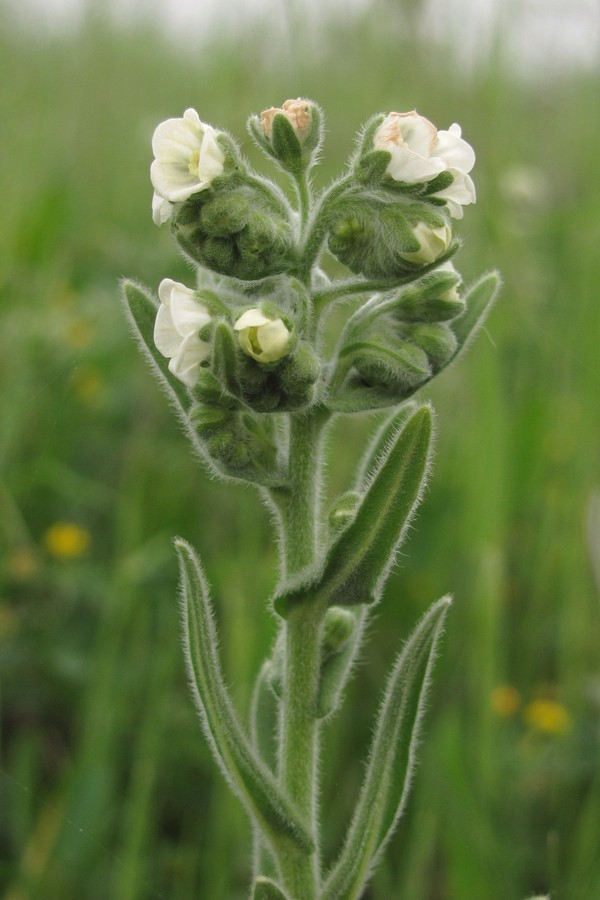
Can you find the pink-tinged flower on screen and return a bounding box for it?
[261,98,313,143]
[150,108,225,207]
[154,279,212,387]
[374,112,476,218]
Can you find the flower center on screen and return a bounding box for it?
[188,149,200,177]
[247,326,263,356]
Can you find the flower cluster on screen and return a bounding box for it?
[133,99,483,477]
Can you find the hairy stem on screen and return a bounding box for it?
[275,411,328,897]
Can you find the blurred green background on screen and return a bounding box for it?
[1,0,599,897]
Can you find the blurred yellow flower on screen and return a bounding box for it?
[43,523,90,560]
[523,699,572,736]
[490,685,521,718]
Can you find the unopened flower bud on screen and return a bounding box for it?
[399,221,452,265]
[234,309,291,364]
[250,98,322,174]
[261,98,313,143]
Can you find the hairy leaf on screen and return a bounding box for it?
[322,596,451,899]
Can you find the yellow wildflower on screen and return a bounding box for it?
[43,522,90,560]
[523,699,572,736]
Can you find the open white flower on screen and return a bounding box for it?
[373,111,476,218]
[150,108,225,205]
[234,308,290,364]
[154,279,212,387]
[400,221,452,265]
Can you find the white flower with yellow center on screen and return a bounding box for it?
[400,221,452,265]
[150,108,225,209]
[154,279,212,388]
[234,309,291,364]
[373,111,476,218]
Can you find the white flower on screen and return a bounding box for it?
[154,279,212,387]
[373,111,476,218]
[234,308,291,364]
[150,108,225,205]
[400,221,452,265]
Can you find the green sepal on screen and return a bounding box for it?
[271,113,303,173]
[354,150,392,186]
[406,322,458,370]
[212,321,242,396]
[389,268,465,323]
[349,338,432,391]
[274,405,433,615]
[175,539,314,855]
[450,271,501,359]
[321,596,451,900]
[252,876,290,900]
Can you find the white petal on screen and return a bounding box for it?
[434,170,477,214]
[151,159,204,202]
[154,303,181,357]
[170,289,211,338]
[197,127,226,182]
[386,146,445,183]
[397,113,438,156]
[169,332,210,387]
[433,127,475,174]
[152,192,173,225]
[256,319,290,362]
[234,308,272,330]
[152,115,202,161]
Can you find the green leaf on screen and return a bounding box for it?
[451,271,501,359]
[176,539,314,854]
[322,596,451,900]
[250,660,279,773]
[274,405,433,615]
[252,876,291,899]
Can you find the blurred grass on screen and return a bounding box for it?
[1,4,599,898]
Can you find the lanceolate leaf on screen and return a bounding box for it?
[450,271,501,359]
[274,405,433,615]
[175,539,314,855]
[322,596,451,900]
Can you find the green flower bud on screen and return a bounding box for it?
[322,607,356,656]
[328,193,451,279]
[173,182,295,281]
[248,98,323,174]
[328,492,361,533]
[399,221,452,265]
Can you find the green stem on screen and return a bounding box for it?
[274,411,328,897]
